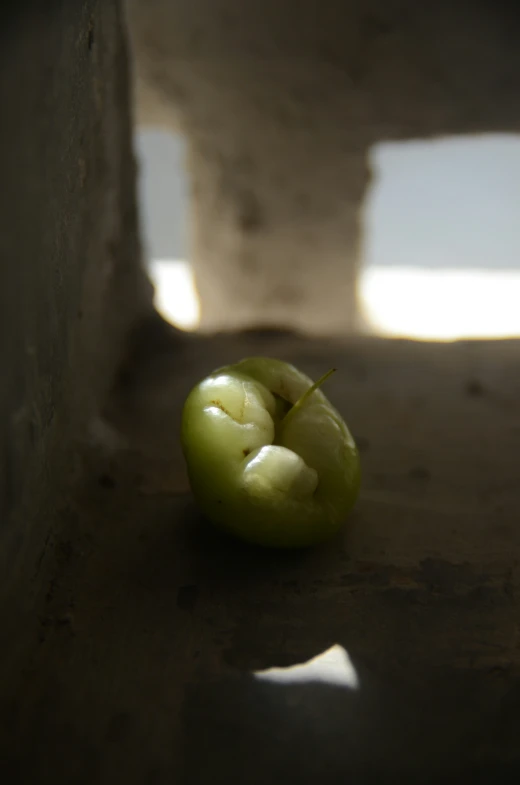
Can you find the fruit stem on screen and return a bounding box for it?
[282,368,337,428]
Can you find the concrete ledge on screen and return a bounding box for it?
[1,329,518,783]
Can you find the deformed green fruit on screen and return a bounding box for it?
[181,357,360,548]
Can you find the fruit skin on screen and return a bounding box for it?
[181,357,360,548]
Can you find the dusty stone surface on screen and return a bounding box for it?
[127,0,520,332]
[2,325,519,783]
[0,0,153,680]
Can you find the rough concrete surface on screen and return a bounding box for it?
[2,323,520,784]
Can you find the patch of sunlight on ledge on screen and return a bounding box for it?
[149,258,520,341]
[362,266,520,341]
[148,259,200,331]
[253,644,359,690]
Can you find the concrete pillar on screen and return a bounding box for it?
[0,1,152,615]
[187,101,371,334]
[127,0,377,333]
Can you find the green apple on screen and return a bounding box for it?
[181,357,360,548]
